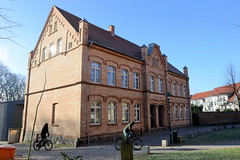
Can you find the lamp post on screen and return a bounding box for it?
[166,92,173,144]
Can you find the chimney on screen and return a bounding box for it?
[183,66,188,76]
[141,44,147,61]
[108,25,115,36]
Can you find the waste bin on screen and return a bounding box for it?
[172,131,178,143]
[0,145,16,159]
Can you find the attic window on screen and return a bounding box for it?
[54,21,57,31]
[68,42,72,49]
[49,25,53,34]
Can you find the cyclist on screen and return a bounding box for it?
[123,121,135,140]
[40,123,50,146]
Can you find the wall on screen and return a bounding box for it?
[195,112,240,125]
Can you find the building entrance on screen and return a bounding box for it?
[150,105,156,128]
[158,105,164,126]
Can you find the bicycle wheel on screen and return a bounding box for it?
[114,139,123,150]
[33,141,40,151]
[132,138,143,150]
[44,140,53,151]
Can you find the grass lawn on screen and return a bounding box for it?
[135,127,240,160]
[182,128,240,145]
[135,148,240,160]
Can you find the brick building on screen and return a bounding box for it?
[21,6,191,143]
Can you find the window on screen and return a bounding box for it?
[183,86,187,97]
[122,103,129,123]
[52,103,58,125]
[68,42,72,49]
[133,73,140,90]
[134,104,140,122]
[91,62,101,83]
[54,21,57,32]
[108,66,115,86]
[49,43,55,58]
[178,85,182,96]
[91,101,101,124]
[121,70,128,88]
[42,47,46,61]
[57,38,62,54]
[108,102,116,123]
[180,106,184,120]
[150,76,155,92]
[174,105,178,120]
[158,78,163,93]
[49,25,52,34]
[185,105,189,120]
[173,83,177,96]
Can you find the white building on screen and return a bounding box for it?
[191,83,240,112]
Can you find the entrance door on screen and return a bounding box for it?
[158,105,164,126]
[150,105,156,128]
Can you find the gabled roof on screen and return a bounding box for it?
[52,6,187,78]
[191,82,240,101]
[167,63,186,77]
[191,91,212,100]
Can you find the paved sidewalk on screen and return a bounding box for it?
[1,124,240,159]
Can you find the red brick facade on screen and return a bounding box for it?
[21,6,191,142]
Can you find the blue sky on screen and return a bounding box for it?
[1,0,240,94]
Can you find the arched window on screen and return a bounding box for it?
[108,102,116,123]
[91,101,101,124]
[122,103,129,123]
[134,104,141,122]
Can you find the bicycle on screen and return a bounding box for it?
[114,132,143,150]
[33,136,53,151]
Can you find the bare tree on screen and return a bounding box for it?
[0,7,23,47]
[0,61,26,102]
[225,63,240,109]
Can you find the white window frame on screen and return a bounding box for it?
[122,103,129,123]
[121,69,128,88]
[180,106,184,120]
[57,38,62,54]
[91,101,101,125]
[174,105,178,120]
[133,73,140,90]
[158,78,163,93]
[108,66,115,86]
[134,104,141,122]
[108,102,116,123]
[178,85,182,97]
[42,47,46,61]
[150,76,155,92]
[49,42,55,58]
[91,62,101,83]
[173,83,177,96]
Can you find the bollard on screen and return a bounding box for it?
[178,136,183,143]
[162,140,168,147]
[143,146,150,154]
[197,130,203,135]
[121,141,133,160]
[188,133,194,138]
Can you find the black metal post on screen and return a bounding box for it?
[167,94,173,144]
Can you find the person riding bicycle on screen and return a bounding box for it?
[123,121,135,140]
[40,123,50,145]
